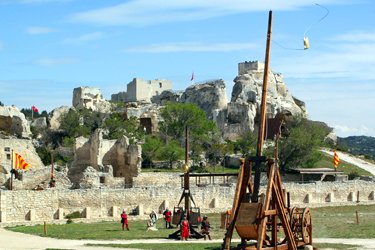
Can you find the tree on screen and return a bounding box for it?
[159,139,185,168]
[0,101,4,106]
[278,118,328,172]
[59,108,101,138]
[159,102,217,141]
[159,102,221,166]
[230,132,257,157]
[141,135,164,167]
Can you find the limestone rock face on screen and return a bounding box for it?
[0,138,44,172]
[0,106,31,138]
[31,117,47,130]
[151,90,182,106]
[72,86,111,113]
[231,71,305,118]
[180,79,228,120]
[79,166,100,189]
[221,61,308,140]
[49,106,70,130]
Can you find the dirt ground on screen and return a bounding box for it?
[1,227,375,250]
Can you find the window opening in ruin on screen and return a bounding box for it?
[159,82,162,88]
[4,147,10,152]
[6,154,10,160]
[100,176,105,184]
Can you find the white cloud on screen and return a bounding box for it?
[124,42,258,53]
[70,0,348,26]
[330,31,375,42]
[34,57,77,66]
[63,32,104,45]
[333,124,370,137]
[27,26,58,35]
[273,36,375,81]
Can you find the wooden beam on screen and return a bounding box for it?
[257,160,275,250]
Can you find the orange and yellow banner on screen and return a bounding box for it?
[13,152,30,170]
[333,150,340,168]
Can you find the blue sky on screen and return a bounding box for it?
[0,0,374,138]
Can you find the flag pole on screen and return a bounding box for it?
[10,150,13,190]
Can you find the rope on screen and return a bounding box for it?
[273,3,330,51]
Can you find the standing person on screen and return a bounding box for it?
[163,208,172,228]
[149,210,158,228]
[201,215,211,240]
[180,215,190,241]
[121,209,129,231]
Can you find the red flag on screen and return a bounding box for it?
[333,150,340,168]
[31,105,39,113]
[190,71,194,81]
[13,152,30,170]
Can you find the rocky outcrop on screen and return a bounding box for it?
[8,165,72,190]
[31,117,47,130]
[220,61,308,140]
[231,68,306,118]
[180,79,228,120]
[151,90,182,105]
[0,106,31,138]
[0,137,44,172]
[72,87,111,113]
[49,106,70,130]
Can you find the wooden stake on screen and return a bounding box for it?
[356,211,359,224]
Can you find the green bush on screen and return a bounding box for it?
[348,170,360,180]
[65,211,81,219]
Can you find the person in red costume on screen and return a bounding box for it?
[121,209,129,231]
[163,208,172,228]
[180,215,190,241]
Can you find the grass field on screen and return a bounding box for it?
[316,153,371,176]
[8,204,375,249]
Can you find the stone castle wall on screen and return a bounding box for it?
[0,176,374,226]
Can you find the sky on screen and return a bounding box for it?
[0,0,374,138]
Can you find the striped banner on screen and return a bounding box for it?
[333,150,340,169]
[13,152,30,170]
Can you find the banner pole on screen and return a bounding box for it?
[10,150,14,190]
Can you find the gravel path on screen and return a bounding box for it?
[321,149,375,176]
[1,227,375,250]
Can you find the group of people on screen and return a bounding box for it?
[179,214,211,241]
[120,207,212,241]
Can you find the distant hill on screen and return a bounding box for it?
[337,136,375,160]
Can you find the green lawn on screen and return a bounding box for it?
[315,153,372,176]
[7,213,227,240]
[8,204,375,243]
[312,204,375,238]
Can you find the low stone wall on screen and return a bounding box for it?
[0,179,374,227]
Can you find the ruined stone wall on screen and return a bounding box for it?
[1,180,374,226]
[0,138,44,173]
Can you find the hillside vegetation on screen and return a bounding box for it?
[20,101,372,177]
[338,136,375,161]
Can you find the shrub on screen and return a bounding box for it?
[65,211,81,219]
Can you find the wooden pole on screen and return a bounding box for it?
[356,211,359,224]
[10,150,13,190]
[252,10,273,202]
[44,221,47,236]
[184,126,190,218]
